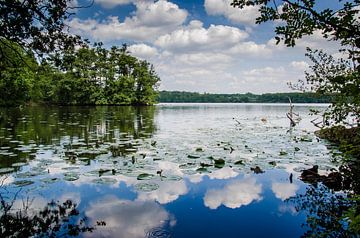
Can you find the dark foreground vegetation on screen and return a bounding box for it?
[158,91,332,103]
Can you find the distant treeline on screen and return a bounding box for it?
[158,91,333,103]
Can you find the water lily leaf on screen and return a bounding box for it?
[300,136,312,142]
[13,180,34,187]
[196,167,208,173]
[214,159,225,168]
[161,175,182,181]
[134,182,159,192]
[63,172,80,181]
[125,148,137,153]
[0,167,15,174]
[179,163,196,169]
[181,169,197,175]
[268,161,277,166]
[12,162,28,167]
[188,155,200,159]
[137,173,155,180]
[41,177,59,184]
[92,177,117,184]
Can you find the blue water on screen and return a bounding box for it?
[0,104,342,237]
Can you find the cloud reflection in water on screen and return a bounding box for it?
[204,176,262,209]
[85,195,175,238]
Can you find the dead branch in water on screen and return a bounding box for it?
[310,117,325,128]
[286,97,301,127]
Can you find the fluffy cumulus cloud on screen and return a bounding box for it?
[271,182,299,201]
[290,61,309,71]
[66,0,337,93]
[85,196,175,238]
[204,177,262,209]
[128,43,158,59]
[155,22,249,52]
[94,0,136,8]
[204,0,259,25]
[68,0,188,42]
[241,66,295,86]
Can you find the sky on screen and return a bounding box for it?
[67,0,342,93]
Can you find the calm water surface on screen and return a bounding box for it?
[0,103,343,237]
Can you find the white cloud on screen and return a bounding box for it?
[176,53,232,68]
[290,61,309,71]
[243,66,286,77]
[204,177,262,209]
[204,0,260,25]
[85,196,175,238]
[155,23,248,52]
[67,0,317,93]
[129,43,158,59]
[228,41,272,56]
[94,0,136,8]
[68,0,188,42]
[271,182,299,201]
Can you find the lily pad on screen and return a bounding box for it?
[137,173,155,180]
[63,172,80,181]
[196,167,208,173]
[179,163,196,169]
[161,175,182,181]
[181,169,197,175]
[12,162,28,167]
[214,159,225,168]
[13,180,34,187]
[0,167,15,174]
[134,182,159,192]
[41,177,59,184]
[92,177,117,184]
[188,154,200,159]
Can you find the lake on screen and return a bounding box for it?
[0,103,349,237]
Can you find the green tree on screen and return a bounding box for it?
[231,0,360,127]
[0,40,37,106]
[45,44,160,106]
[0,0,87,62]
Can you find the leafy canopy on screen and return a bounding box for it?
[0,0,88,62]
[232,0,360,127]
[231,0,360,63]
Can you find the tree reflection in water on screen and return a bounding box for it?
[287,184,356,238]
[0,187,105,237]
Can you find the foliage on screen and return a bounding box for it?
[316,126,360,160]
[0,40,36,106]
[158,91,332,103]
[0,43,160,106]
[0,0,85,62]
[231,0,360,62]
[292,49,360,126]
[345,195,360,235]
[231,0,360,127]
